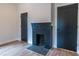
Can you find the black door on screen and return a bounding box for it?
[21,13,27,42]
[57,4,78,51]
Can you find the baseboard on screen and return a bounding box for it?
[0,39,19,46]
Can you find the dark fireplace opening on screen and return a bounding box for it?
[36,34,45,46]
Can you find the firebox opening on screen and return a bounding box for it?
[36,34,45,46]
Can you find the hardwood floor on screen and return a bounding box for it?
[0,41,78,56]
[0,41,42,56]
[47,48,78,56]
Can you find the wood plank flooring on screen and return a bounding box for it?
[0,41,42,56]
[47,48,78,56]
[0,41,78,56]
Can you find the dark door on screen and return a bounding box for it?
[21,13,27,42]
[57,4,78,51]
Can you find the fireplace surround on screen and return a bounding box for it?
[31,22,52,49]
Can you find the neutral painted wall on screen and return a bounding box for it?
[77,4,79,53]
[52,3,79,53]
[51,3,55,48]
[0,4,18,44]
[17,3,51,44]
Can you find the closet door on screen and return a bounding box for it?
[57,4,78,51]
[21,13,28,42]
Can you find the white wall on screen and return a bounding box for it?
[51,3,55,48]
[0,4,18,44]
[77,4,79,53]
[17,3,51,44]
[52,3,79,53]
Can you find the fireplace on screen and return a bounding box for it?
[36,34,45,46]
[32,23,52,49]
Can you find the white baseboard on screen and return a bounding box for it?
[0,39,18,45]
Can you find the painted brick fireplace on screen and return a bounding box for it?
[31,23,52,49]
